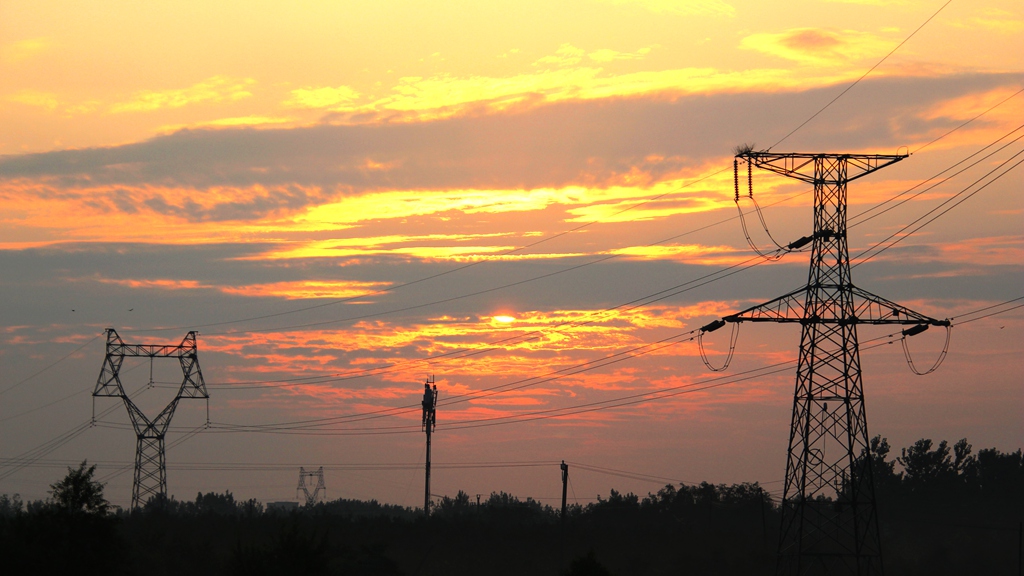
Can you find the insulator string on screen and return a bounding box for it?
[697,322,740,372]
[901,325,952,375]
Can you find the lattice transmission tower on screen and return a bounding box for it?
[704,151,950,575]
[93,328,209,510]
[297,466,326,506]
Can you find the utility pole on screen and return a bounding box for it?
[93,329,209,511]
[560,460,569,521]
[704,151,950,575]
[297,466,326,507]
[421,376,437,515]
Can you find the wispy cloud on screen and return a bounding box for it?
[741,28,896,66]
[533,44,587,68]
[1,37,52,64]
[588,46,654,63]
[109,75,256,113]
[596,0,736,17]
[283,85,361,109]
[949,9,1024,34]
[6,89,61,110]
[0,74,1014,231]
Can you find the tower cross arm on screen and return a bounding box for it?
[722,286,808,324]
[848,286,950,326]
[736,151,908,184]
[720,285,949,326]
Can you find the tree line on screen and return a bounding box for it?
[0,436,1021,575]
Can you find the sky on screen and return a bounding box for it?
[0,0,1021,510]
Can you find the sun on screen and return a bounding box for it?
[492,315,516,324]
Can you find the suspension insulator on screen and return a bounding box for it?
[701,319,727,333]
[902,324,930,337]
[734,159,739,202]
[748,158,753,198]
[787,235,814,250]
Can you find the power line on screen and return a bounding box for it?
[76,294,1024,446]
[853,148,1024,265]
[769,0,954,150]
[173,293,1024,435]
[0,383,150,481]
[912,86,1024,154]
[849,123,1024,228]
[13,81,1012,418]
[132,167,731,335]
[174,293,1024,437]
[0,333,101,397]
[160,124,1024,393]
[5,299,1017,488]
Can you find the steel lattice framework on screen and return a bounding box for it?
[714,152,949,575]
[94,328,209,510]
[297,466,326,506]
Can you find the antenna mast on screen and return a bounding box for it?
[421,376,438,515]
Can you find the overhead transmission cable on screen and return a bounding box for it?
[911,86,1024,155]
[769,0,954,150]
[853,148,1024,266]
[192,123,1024,394]
[12,79,1016,402]
[18,134,1024,448]
[132,166,731,335]
[734,156,792,260]
[174,295,1024,437]
[0,333,101,397]
[849,123,1024,228]
[195,328,911,436]
[175,333,901,437]
[0,383,150,481]
[17,297,1018,485]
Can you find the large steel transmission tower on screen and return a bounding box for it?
[93,328,209,510]
[708,152,949,575]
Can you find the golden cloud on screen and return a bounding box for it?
[950,9,1024,34]
[95,278,210,290]
[284,85,361,109]
[220,280,393,299]
[328,66,815,122]
[6,89,60,110]
[588,46,654,63]
[158,115,295,133]
[93,276,393,300]
[740,28,896,66]
[533,44,586,68]
[1,37,52,64]
[110,75,256,113]
[596,0,735,17]
[608,243,745,265]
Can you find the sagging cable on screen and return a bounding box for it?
[734,157,790,260]
[901,324,951,375]
[698,320,739,372]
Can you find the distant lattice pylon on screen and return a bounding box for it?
[297,466,326,506]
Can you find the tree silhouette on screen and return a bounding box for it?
[49,460,109,515]
[562,551,614,576]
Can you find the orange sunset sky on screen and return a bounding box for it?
[1,0,1022,509]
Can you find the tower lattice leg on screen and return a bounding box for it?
[777,320,881,575]
[132,435,168,511]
